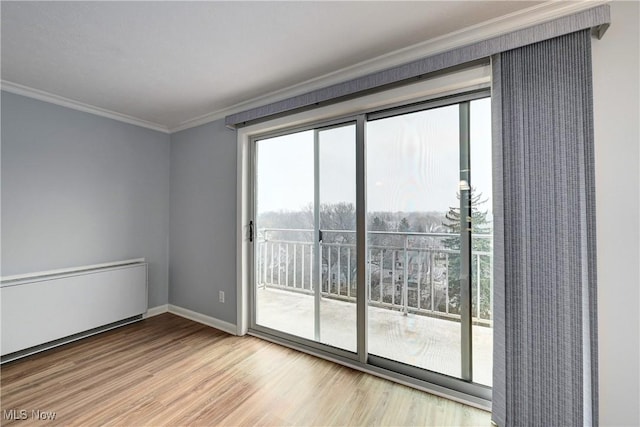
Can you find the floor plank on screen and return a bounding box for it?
[1,313,491,426]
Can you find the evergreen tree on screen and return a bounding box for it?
[442,188,492,317]
[398,217,411,232]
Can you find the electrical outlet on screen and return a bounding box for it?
[219,291,225,303]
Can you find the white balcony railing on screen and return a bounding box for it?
[256,228,492,326]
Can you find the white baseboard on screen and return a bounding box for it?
[168,304,237,336]
[145,304,169,318]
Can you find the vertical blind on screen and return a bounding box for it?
[491,29,598,426]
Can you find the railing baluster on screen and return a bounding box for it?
[430,252,434,312]
[293,244,297,288]
[285,244,289,288]
[263,242,267,286]
[270,242,274,285]
[347,247,351,298]
[403,235,408,315]
[337,246,341,296]
[417,250,422,311]
[278,243,282,286]
[368,249,372,303]
[256,242,261,287]
[391,250,396,305]
[301,244,305,289]
[327,245,331,294]
[379,249,384,303]
[476,252,481,320]
[445,253,449,314]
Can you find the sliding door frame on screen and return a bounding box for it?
[361,90,487,388]
[249,116,360,362]
[241,72,493,406]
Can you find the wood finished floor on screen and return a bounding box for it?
[0,313,491,426]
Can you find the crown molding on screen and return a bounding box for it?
[1,80,170,134]
[170,0,608,133]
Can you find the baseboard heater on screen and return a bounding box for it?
[1,259,147,363]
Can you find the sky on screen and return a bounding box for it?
[256,98,492,216]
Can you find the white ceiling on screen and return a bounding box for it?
[1,1,547,132]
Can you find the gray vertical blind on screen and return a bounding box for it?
[491,29,598,426]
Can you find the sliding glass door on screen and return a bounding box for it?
[366,103,463,378]
[253,122,357,353]
[251,92,493,393]
[365,97,493,385]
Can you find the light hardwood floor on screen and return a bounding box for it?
[0,313,491,426]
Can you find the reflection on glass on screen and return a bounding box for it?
[319,124,357,352]
[366,105,462,378]
[470,97,493,386]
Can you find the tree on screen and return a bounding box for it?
[320,202,356,244]
[368,214,392,248]
[443,189,491,237]
[317,203,356,294]
[370,216,388,232]
[442,188,492,317]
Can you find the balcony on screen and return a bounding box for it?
[255,228,493,386]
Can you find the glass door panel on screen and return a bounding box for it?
[366,104,462,378]
[254,130,316,341]
[318,124,357,352]
[470,97,493,387]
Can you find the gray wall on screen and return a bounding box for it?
[1,91,170,308]
[592,2,640,425]
[169,119,237,323]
